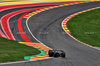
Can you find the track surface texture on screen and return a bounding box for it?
[27,1,100,66]
[0,1,100,66]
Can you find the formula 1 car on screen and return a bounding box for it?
[48,50,65,58]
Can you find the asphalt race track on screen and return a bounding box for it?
[0,1,100,66]
[27,1,100,66]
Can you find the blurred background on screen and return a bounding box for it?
[0,0,100,2]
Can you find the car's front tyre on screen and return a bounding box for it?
[61,52,65,58]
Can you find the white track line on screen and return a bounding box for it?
[0,2,91,65]
[26,6,61,49]
[25,2,82,49]
[1,13,16,40]
[0,57,52,65]
[0,29,7,38]
[61,6,100,50]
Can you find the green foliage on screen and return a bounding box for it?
[0,37,40,63]
[67,8,100,47]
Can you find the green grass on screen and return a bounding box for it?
[67,8,100,47]
[0,37,40,63]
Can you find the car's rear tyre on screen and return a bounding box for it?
[48,50,54,57]
[61,52,65,58]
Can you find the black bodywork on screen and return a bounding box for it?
[48,50,65,58]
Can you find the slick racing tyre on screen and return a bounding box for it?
[48,50,54,57]
[61,52,65,58]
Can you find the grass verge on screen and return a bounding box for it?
[0,37,40,63]
[67,8,100,47]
